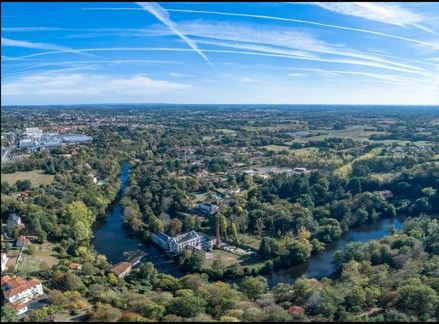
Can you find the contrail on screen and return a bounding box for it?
[135,2,212,65]
[7,47,432,77]
[165,9,439,50]
[82,7,439,49]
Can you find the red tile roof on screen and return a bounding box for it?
[288,305,305,315]
[3,278,41,298]
[1,275,13,286]
[5,301,28,312]
[107,262,131,276]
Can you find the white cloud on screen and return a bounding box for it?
[170,22,431,76]
[135,2,211,65]
[304,2,432,31]
[1,37,94,57]
[239,77,259,83]
[2,73,191,104]
[2,37,72,51]
[84,7,439,49]
[288,67,432,85]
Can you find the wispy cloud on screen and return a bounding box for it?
[165,21,431,76]
[2,73,191,104]
[1,37,95,57]
[83,7,439,50]
[303,2,435,33]
[6,44,432,78]
[135,2,211,65]
[288,67,432,85]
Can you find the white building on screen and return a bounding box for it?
[11,214,22,226]
[151,231,215,253]
[1,275,44,304]
[1,253,9,272]
[196,203,219,215]
[24,128,43,137]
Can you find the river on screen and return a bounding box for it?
[93,161,182,277]
[93,162,403,286]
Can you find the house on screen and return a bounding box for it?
[1,253,9,272]
[288,305,305,315]
[1,275,44,304]
[195,203,219,216]
[68,263,82,271]
[10,214,22,226]
[5,301,28,315]
[16,235,31,248]
[151,231,215,253]
[378,190,394,199]
[107,262,132,278]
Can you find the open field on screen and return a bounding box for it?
[17,243,60,274]
[1,170,55,187]
[287,125,386,143]
[204,250,242,268]
[216,129,238,135]
[237,233,261,250]
[334,147,383,178]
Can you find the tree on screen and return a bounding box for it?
[53,271,84,292]
[239,276,268,301]
[395,282,438,316]
[212,255,225,278]
[90,303,122,322]
[62,201,94,243]
[17,179,32,191]
[168,290,207,317]
[183,215,196,232]
[168,218,182,236]
[231,222,238,243]
[1,306,18,322]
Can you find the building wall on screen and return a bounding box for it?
[6,284,43,304]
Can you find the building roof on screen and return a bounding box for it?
[107,262,131,276]
[3,277,41,298]
[1,275,13,286]
[288,305,305,315]
[68,263,82,270]
[5,301,28,312]
[17,235,31,245]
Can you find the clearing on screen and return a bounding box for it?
[1,170,55,187]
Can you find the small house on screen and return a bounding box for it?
[107,262,132,278]
[16,236,31,248]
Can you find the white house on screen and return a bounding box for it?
[151,231,215,253]
[5,301,28,315]
[11,214,22,226]
[1,275,44,304]
[196,203,219,215]
[1,253,9,272]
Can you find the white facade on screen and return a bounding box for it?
[1,253,8,272]
[4,282,43,304]
[196,203,219,215]
[151,231,215,253]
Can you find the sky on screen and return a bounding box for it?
[1,2,439,105]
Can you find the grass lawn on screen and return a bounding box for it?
[204,250,242,268]
[1,170,55,187]
[204,248,264,271]
[237,234,262,250]
[216,129,238,135]
[262,145,293,152]
[369,172,400,182]
[334,147,382,178]
[202,136,215,141]
[17,243,60,274]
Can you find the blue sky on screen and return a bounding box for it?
[2,2,439,105]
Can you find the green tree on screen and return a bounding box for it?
[1,306,18,322]
[239,276,268,301]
